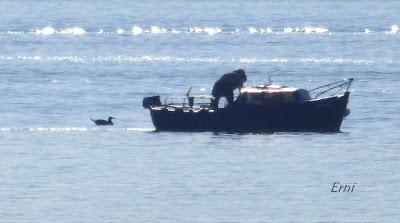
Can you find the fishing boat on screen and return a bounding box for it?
[143,70,353,132]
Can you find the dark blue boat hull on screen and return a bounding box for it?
[149,92,350,132]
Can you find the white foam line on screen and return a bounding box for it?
[0,55,396,65]
[29,127,89,132]
[90,55,224,63]
[0,127,156,132]
[34,26,86,35]
[126,128,155,132]
[3,25,399,36]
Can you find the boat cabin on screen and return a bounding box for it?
[237,84,311,105]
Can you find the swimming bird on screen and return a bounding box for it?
[91,117,115,125]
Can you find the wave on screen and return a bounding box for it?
[248,27,273,34]
[0,55,396,65]
[283,26,329,34]
[132,25,143,35]
[1,25,398,36]
[188,27,222,35]
[0,127,155,132]
[116,28,125,35]
[0,55,84,63]
[126,128,155,132]
[388,25,399,34]
[35,26,56,35]
[35,26,86,35]
[150,26,167,34]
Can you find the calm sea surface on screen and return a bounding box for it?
[0,0,399,222]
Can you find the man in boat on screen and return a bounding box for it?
[211,69,247,109]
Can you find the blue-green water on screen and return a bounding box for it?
[0,1,399,222]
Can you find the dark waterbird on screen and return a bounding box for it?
[91,117,116,125]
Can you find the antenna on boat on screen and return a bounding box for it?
[186,86,192,97]
[267,75,272,86]
[186,86,194,107]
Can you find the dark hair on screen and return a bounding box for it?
[235,69,247,82]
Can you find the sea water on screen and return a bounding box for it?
[0,0,399,222]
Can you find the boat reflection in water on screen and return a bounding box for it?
[143,70,353,133]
